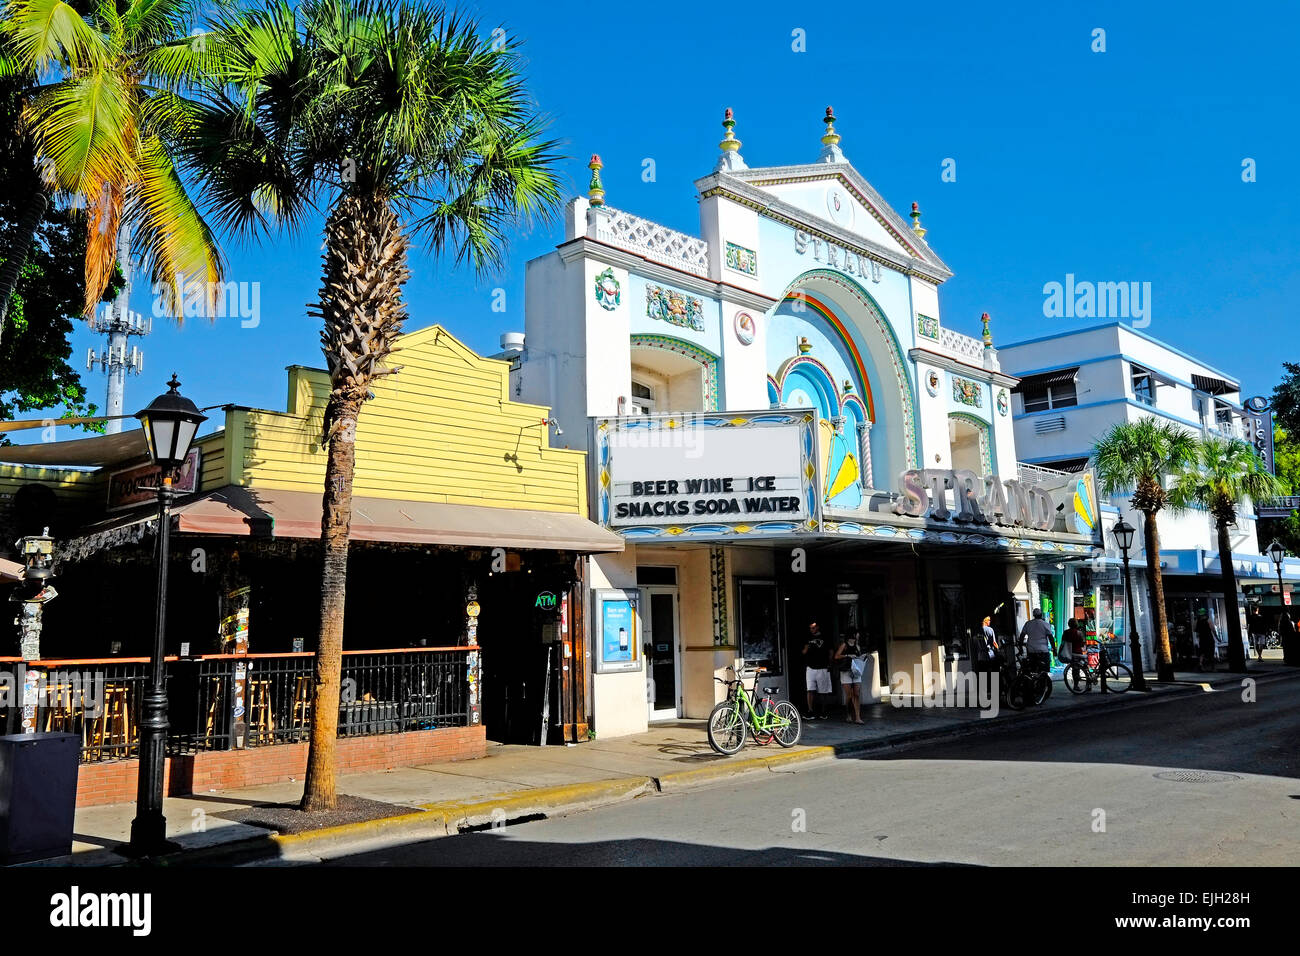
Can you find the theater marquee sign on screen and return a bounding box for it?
[893,468,1057,530]
[593,411,820,539]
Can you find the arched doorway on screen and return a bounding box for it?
[948,413,992,474]
[628,334,719,412]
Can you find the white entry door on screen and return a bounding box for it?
[643,587,681,720]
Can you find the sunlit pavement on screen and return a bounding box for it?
[314,669,1300,866]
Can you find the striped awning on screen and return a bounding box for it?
[1192,373,1237,395]
[1012,366,1079,393]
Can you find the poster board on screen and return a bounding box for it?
[594,588,639,674]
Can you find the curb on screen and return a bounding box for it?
[115,667,1300,865]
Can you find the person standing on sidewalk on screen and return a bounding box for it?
[1196,608,1217,671]
[1017,608,1058,672]
[1062,618,1085,662]
[834,629,865,724]
[803,622,832,720]
[979,616,1002,672]
[1279,611,1298,666]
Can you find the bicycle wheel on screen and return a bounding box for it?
[1063,661,1089,695]
[771,700,802,748]
[1002,673,1027,711]
[707,700,747,755]
[1033,671,1052,706]
[1103,662,1133,693]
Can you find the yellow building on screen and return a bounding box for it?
[1,326,619,795]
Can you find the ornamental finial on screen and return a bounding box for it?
[587,154,605,208]
[821,106,841,147]
[818,106,846,163]
[981,312,992,348]
[715,108,747,172]
[909,202,926,239]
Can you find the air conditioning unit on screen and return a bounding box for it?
[1034,416,1067,434]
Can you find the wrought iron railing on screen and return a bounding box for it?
[8,648,471,762]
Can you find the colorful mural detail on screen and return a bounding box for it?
[1073,475,1098,535]
[629,333,719,411]
[925,369,940,397]
[818,419,862,509]
[952,376,983,407]
[594,267,621,310]
[996,388,1009,416]
[724,241,758,276]
[916,314,939,340]
[734,311,756,345]
[778,271,918,469]
[645,283,705,331]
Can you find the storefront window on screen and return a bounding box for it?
[737,580,783,675]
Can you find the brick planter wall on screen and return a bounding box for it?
[75,725,486,808]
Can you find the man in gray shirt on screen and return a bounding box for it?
[1018,608,1058,672]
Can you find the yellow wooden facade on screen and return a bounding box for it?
[1,324,588,526]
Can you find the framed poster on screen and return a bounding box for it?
[595,588,639,673]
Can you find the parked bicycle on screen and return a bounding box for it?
[707,666,802,755]
[998,652,1052,711]
[1062,644,1132,694]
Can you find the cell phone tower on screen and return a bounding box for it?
[86,233,151,433]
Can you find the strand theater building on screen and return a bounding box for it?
[510,109,1101,737]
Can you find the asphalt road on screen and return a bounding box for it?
[320,672,1300,866]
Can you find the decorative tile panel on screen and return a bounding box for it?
[724,241,758,276]
[916,314,939,341]
[952,376,983,407]
[645,284,705,332]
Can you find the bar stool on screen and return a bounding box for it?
[43,682,83,737]
[247,679,274,743]
[203,676,225,745]
[290,676,312,736]
[88,684,131,761]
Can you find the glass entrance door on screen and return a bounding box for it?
[644,588,680,720]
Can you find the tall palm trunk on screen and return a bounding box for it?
[1216,515,1247,673]
[300,193,409,812]
[0,186,49,343]
[1142,512,1176,681]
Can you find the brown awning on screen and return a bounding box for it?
[171,485,624,553]
[1012,366,1079,394]
[0,429,149,467]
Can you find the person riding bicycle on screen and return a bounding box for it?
[1017,608,1058,673]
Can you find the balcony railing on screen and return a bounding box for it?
[592,206,710,277]
[4,647,472,763]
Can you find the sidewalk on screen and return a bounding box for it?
[46,660,1298,866]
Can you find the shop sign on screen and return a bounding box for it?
[893,468,1057,531]
[535,591,558,610]
[1241,397,1275,474]
[595,411,819,536]
[793,230,883,282]
[107,448,201,510]
[466,601,481,618]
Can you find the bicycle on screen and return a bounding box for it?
[1062,644,1132,694]
[998,652,1052,710]
[707,666,802,755]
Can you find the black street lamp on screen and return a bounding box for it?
[1112,517,1148,691]
[1266,540,1291,664]
[127,375,206,857]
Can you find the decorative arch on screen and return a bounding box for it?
[766,375,781,407]
[774,354,841,419]
[629,333,720,411]
[948,412,992,474]
[775,269,920,470]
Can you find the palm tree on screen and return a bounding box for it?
[1,0,224,325]
[1093,418,1197,681]
[183,0,561,810]
[1170,436,1283,673]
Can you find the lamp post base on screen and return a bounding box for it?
[122,816,181,859]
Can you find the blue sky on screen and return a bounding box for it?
[52,0,1300,439]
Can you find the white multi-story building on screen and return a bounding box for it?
[1000,322,1300,667]
[506,109,1100,737]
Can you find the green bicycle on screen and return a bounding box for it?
[707,667,802,755]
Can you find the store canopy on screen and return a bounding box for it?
[167,485,625,553]
[1011,366,1079,394]
[0,429,148,467]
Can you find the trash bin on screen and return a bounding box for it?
[0,732,81,864]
